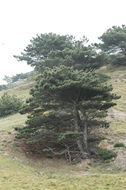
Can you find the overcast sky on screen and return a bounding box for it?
[0,0,126,84]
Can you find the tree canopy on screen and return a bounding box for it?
[14,33,74,67]
[98,25,126,66]
[15,33,104,71]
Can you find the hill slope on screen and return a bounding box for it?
[0,67,126,189]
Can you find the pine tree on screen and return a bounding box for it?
[17,66,119,159]
[98,25,126,66]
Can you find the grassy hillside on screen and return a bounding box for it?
[99,66,126,134]
[1,154,126,190]
[0,68,126,189]
[0,80,35,100]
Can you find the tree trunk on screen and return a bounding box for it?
[76,139,88,159]
[74,105,88,158]
[83,121,89,154]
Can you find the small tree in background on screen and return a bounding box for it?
[11,73,29,83]
[3,73,29,84]
[98,25,126,66]
[0,93,23,117]
[3,75,12,84]
[0,85,7,91]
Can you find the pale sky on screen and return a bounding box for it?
[0,0,126,84]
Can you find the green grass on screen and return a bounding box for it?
[0,113,27,134]
[99,66,126,111]
[105,66,126,112]
[1,155,126,190]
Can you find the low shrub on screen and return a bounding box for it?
[97,148,117,160]
[0,93,23,117]
[114,142,125,148]
[0,85,7,91]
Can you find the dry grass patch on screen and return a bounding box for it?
[110,123,126,135]
[1,155,126,190]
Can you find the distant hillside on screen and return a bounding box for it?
[0,75,36,100]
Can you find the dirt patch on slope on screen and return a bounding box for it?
[107,109,126,122]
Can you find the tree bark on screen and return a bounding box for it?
[83,121,89,154]
[74,105,88,158]
[76,139,88,158]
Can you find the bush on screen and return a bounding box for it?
[114,142,125,148]
[97,148,117,160]
[11,73,29,83]
[0,93,23,117]
[0,85,7,91]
